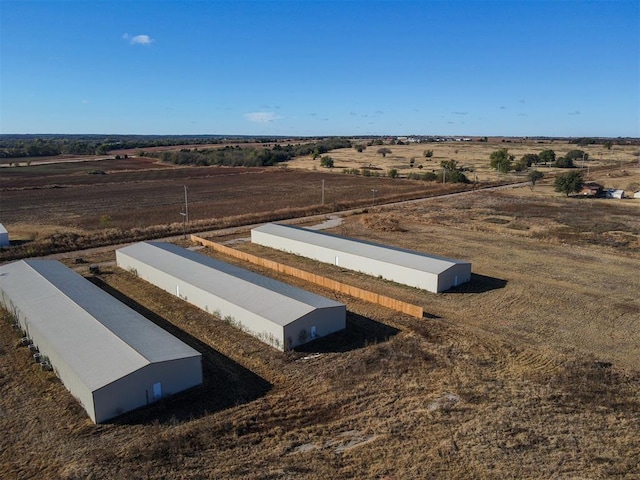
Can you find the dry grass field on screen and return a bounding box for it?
[289,139,640,183]
[1,159,639,478]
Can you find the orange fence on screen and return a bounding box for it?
[191,235,424,318]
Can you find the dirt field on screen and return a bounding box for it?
[1,172,639,478]
[0,158,473,247]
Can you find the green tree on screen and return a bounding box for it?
[388,168,398,178]
[604,140,613,150]
[320,156,334,168]
[539,149,556,164]
[521,153,540,167]
[555,156,574,168]
[423,149,434,158]
[528,170,544,189]
[377,147,392,157]
[440,160,469,183]
[440,159,459,171]
[554,171,584,196]
[489,148,514,173]
[564,149,587,162]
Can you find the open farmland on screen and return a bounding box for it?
[0,155,476,259]
[1,173,639,478]
[288,140,640,182]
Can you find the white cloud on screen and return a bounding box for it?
[122,33,154,46]
[244,112,281,123]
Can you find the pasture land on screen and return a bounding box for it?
[288,139,640,182]
[1,175,639,478]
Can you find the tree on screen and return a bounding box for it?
[539,149,556,164]
[377,147,392,157]
[564,149,587,162]
[489,148,514,173]
[555,156,574,168]
[354,144,366,152]
[319,156,334,168]
[604,140,613,150]
[554,171,584,196]
[440,159,459,171]
[521,153,540,167]
[423,149,434,158]
[528,170,544,189]
[514,154,538,172]
[388,168,398,178]
[440,160,469,183]
[409,158,415,168]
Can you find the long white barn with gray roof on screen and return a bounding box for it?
[0,259,202,424]
[116,242,346,351]
[251,223,472,293]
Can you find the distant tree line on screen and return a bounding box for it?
[155,138,352,167]
[0,134,312,159]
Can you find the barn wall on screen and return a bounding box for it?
[251,228,443,292]
[116,250,288,350]
[437,264,472,292]
[283,306,347,349]
[92,356,202,423]
[0,232,9,247]
[0,290,97,422]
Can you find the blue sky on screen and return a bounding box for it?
[1,1,638,137]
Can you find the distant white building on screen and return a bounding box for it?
[251,223,472,293]
[116,242,346,351]
[0,224,9,247]
[0,259,203,423]
[633,191,640,199]
[606,189,624,199]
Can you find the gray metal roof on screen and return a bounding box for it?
[0,259,200,392]
[253,223,471,274]
[0,224,7,235]
[117,242,343,327]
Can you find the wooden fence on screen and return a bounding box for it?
[191,235,424,318]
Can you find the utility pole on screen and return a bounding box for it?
[322,179,325,205]
[180,185,189,239]
[184,185,189,224]
[371,188,377,207]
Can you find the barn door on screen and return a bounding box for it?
[311,326,317,340]
[153,382,162,400]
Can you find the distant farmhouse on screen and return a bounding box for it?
[580,182,603,197]
[251,223,472,293]
[0,259,203,423]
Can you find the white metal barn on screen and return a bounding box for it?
[0,259,203,424]
[251,223,472,293]
[0,223,9,247]
[116,242,346,351]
